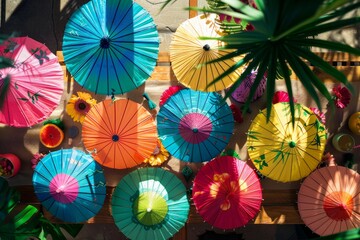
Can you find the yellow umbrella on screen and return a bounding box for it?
[170,14,241,92]
[247,102,327,182]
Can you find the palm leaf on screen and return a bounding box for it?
[162,0,360,123]
[0,178,83,240]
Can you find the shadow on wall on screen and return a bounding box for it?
[0,0,88,52]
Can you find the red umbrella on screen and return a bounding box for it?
[192,156,262,229]
[298,165,360,236]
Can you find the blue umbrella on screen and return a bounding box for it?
[62,0,159,95]
[111,167,189,240]
[32,149,106,223]
[157,89,234,162]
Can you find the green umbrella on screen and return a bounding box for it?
[111,167,189,239]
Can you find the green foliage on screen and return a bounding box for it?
[313,228,360,240]
[0,177,83,240]
[161,0,360,123]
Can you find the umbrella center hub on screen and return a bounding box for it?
[323,191,354,221]
[179,113,213,144]
[203,44,211,51]
[112,134,119,142]
[133,191,168,226]
[100,37,111,49]
[289,141,296,148]
[49,174,79,204]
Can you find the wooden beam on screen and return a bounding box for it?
[189,0,198,18]
[56,51,360,83]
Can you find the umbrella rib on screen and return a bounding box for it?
[107,47,124,94]
[107,0,129,35]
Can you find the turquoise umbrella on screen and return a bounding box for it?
[32,149,106,223]
[157,88,234,162]
[62,0,159,95]
[111,167,189,239]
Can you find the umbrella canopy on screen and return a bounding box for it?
[62,0,159,95]
[231,69,267,103]
[111,167,189,240]
[82,98,157,169]
[157,88,234,162]
[32,149,106,223]
[0,36,64,127]
[298,166,360,236]
[247,102,327,182]
[170,14,241,92]
[192,156,262,229]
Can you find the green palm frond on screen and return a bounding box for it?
[161,0,360,123]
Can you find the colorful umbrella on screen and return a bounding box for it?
[298,166,360,236]
[0,36,64,127]
[247,102,327,182]
[82,98,157,169]
[231,69,267,103]
[62,0,159,95]
[192,156,262,229]
[32,149,106,223]
[170,14,241,92]
[157,88,234,162]
[111,167,189,240]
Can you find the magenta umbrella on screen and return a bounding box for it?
[192,156,263,229]
[0,36,63,127]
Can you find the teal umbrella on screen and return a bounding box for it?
[111,167,189,239]
[62,0,159,95]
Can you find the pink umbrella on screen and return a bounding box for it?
[298,165,360,236]
[192,156,263,229]
[0,36,63,127]
[231,70,266,103]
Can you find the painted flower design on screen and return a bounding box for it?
[143,139,170,166]
[332,85,351,109]
[310,107,326,125]
[66,92,97,123]
[209,173,247,211]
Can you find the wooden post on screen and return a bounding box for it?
[189,0,197,18]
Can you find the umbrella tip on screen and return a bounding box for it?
[100,37,111,49]
[203,44,211,51]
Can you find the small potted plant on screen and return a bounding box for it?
[0,153,21,178]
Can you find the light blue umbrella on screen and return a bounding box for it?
[62,0,159,95]
[111,167,189,240]
[157,89,234,162]
[32,149,106,223]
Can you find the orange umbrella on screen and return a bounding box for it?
[82,99,157,169]
[298,166,360,236]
